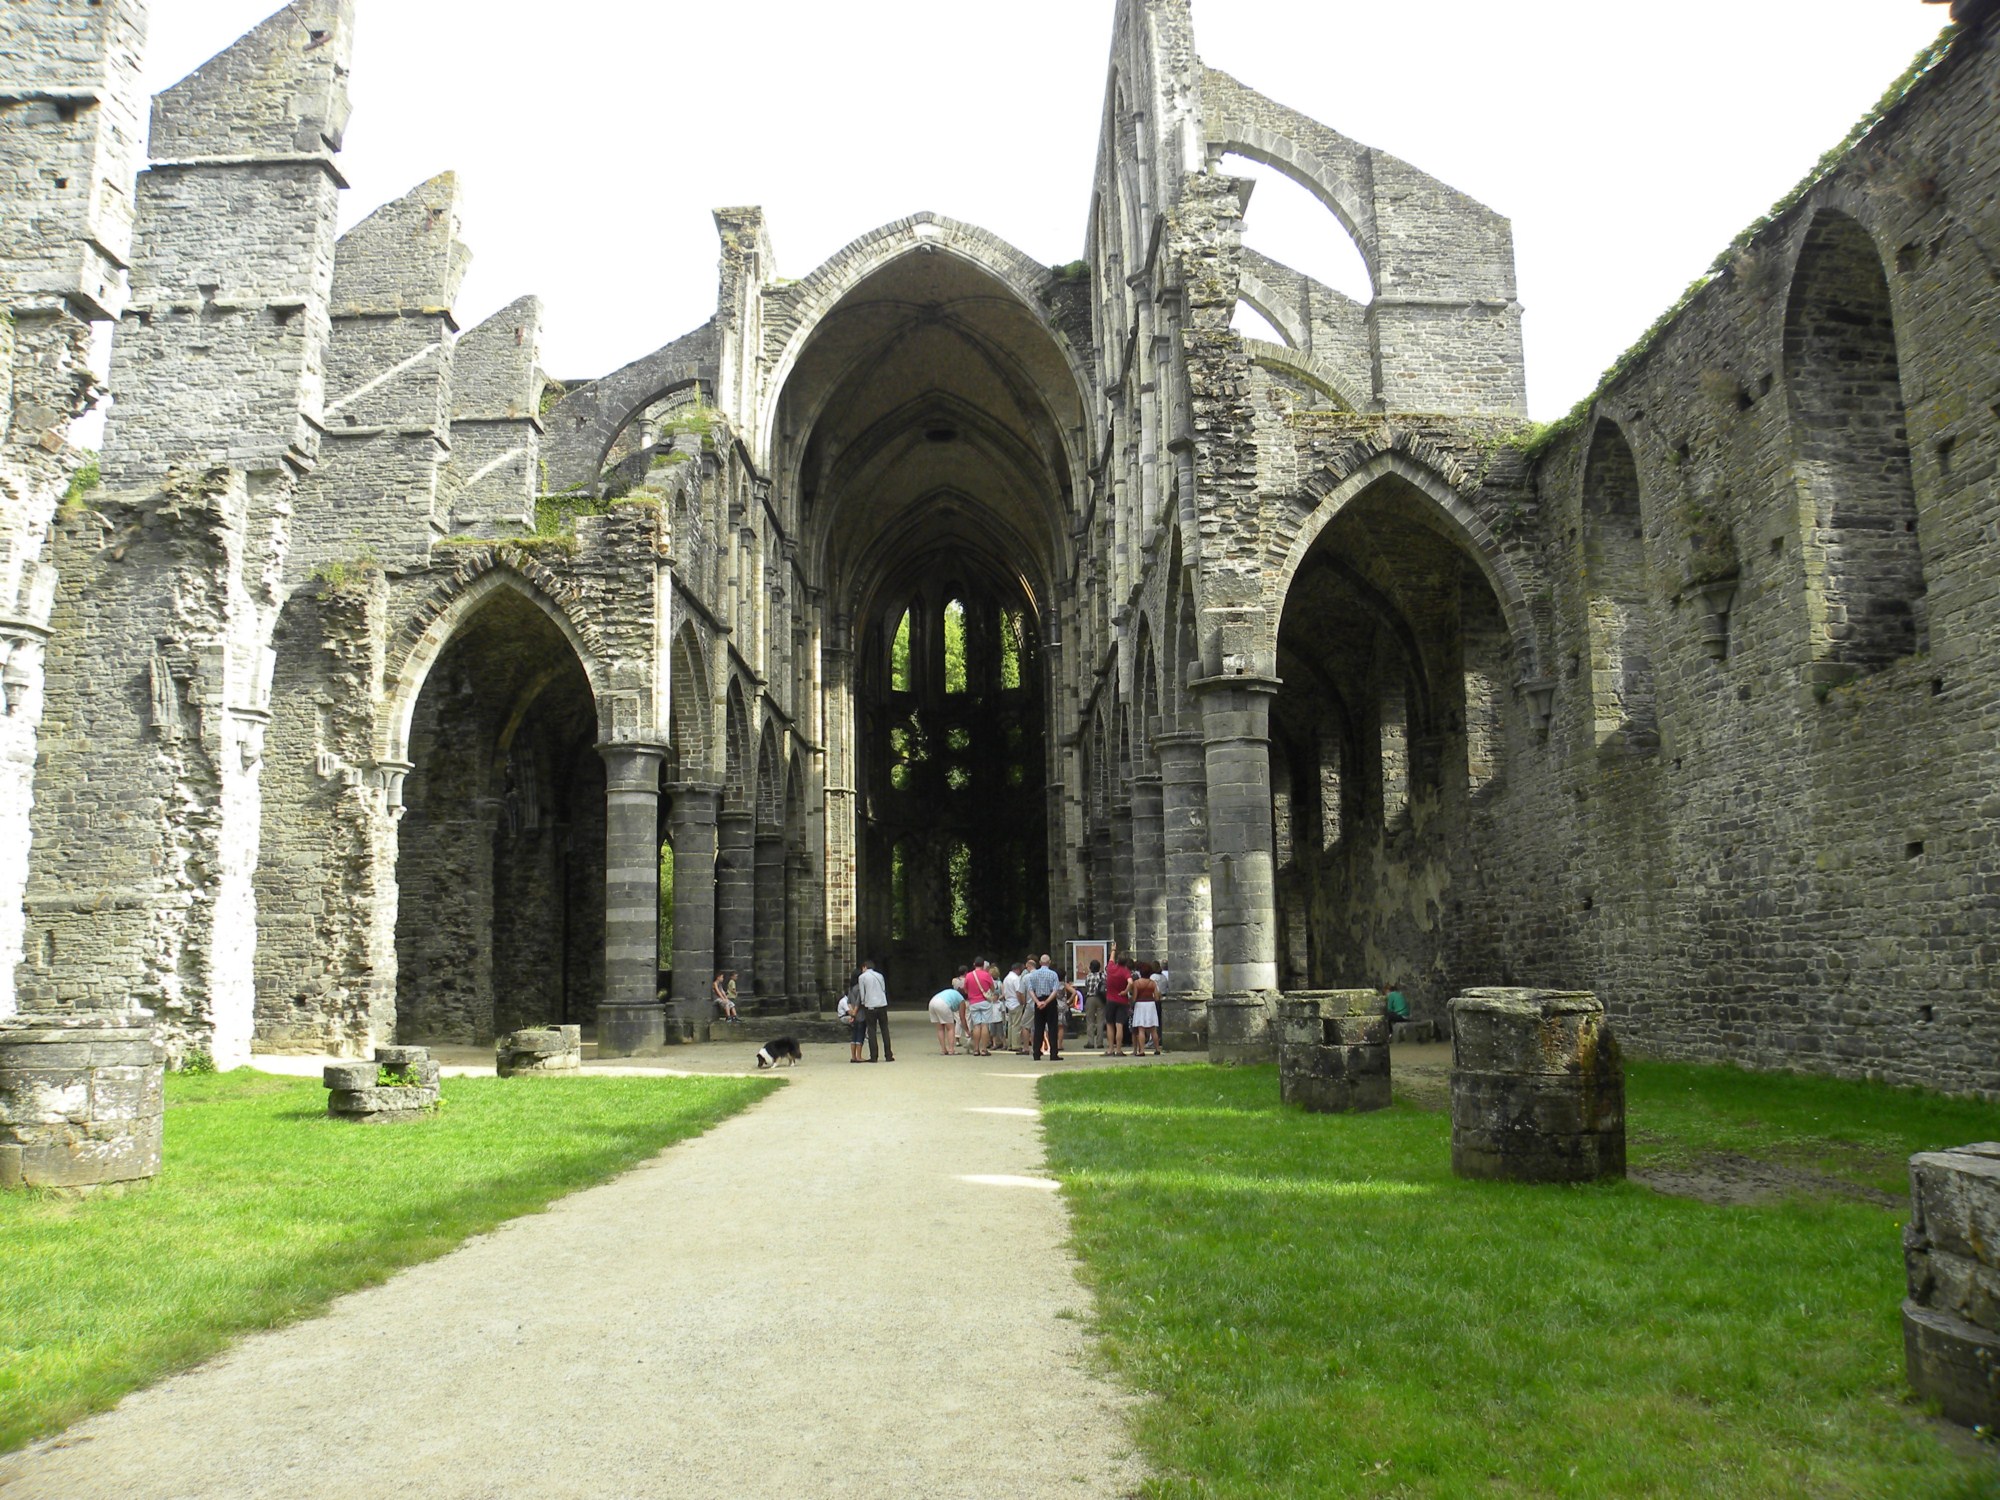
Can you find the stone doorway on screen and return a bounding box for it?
[394,588,604,1044]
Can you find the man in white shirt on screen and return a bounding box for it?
[1001,961,1026,1053]
[856,958,894,1062]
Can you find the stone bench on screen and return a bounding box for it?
[496,1026,582,1077]
[1391,1020,1438,1045]
[1448,988,1624,1183]
[325,1046,441,1123]
[1277,990,1390,1114]
[1904,1142,2000,1428]
[0,1010,164,1191]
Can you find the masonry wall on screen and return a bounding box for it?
[1503,21,2000,1096]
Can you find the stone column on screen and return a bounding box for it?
[714,808,756,999]
[1197,676,1280,1063]
[1130,771,1168,965]
[821,633,859,989]
[1110,797,1136,951]
[665,781,721,1042]
[754,828,788,1008]
[1157,729,1213,1044]
[598,746,667,1057]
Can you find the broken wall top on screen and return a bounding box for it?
[149,0,353,164]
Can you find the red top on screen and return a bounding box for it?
[964,967,997,1003]
[1105,961,1132,1002]
[1131,975,1158,1003]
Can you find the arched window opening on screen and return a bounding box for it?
[948,840,972,938]
[1582,421,1658,751]
[658,841,675,959]
[1000,609,1025,691]
[890,607,914,693]
[1219,152,1374,307]
[1271,739,1296,871]
[1232,300,1290,346]
[943,598,969,695]
[1784,210,1925,670]
[891,842,910,943]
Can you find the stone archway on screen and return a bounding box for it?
[393,586,604,1044]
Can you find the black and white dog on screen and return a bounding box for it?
[755,1036,803,1070]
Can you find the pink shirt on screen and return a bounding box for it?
[965,967,997,1004]
[1105,962,1132,1002]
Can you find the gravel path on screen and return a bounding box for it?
[0,1035,1150,1500]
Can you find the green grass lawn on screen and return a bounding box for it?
[0,1068,777,1454]
[1041,1060,2000,1500]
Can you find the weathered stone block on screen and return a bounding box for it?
[1208,993,1274,1065]
[1904,1300,2000,1429]
[1907,1242,2000,1335]
[1278,991,1392,1114]
[322,1062,375,1091]
[1448,989,1624,1184]
[0,1013,164,1191]
[1908,1146,2000,1268]
[495,1024,582,1077]
[325,1046,440,1122]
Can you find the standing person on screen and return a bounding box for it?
[1002,960,1026,1054]
[1080,958,1107,1049]
[965,957,998,1056]
[1103,947,1133,1056]
[929,975,967,1054]
[712,971,739,1024]
[1026,953,1064,1061]
[1129,962,1160,1058]
[856,958,894,1062]
[837,987,866,1063]
[1153,962,1170,1054]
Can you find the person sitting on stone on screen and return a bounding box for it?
[713,970,740,1023]
[1380,983,1410,1027]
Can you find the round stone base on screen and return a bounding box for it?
[0,1012,165,1191]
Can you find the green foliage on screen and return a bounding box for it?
[943,598,968,694]
[1052,260,1091,283]
[891,608,913,692]
[538,378,568,417]
[176,1050,216,1076]
[655,394,718,452]
[1042,1060,2000,1499]
[0,1069,777,1453]
[535,488,610,536]
[310,550,381,593]
[658,841,675,960]
[61,452,101,512]
[375,1066,426,1089]
[1520,24,1961,465]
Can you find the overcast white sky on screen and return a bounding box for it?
[138,1,1951,420]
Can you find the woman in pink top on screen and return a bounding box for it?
[964,959,999,1056]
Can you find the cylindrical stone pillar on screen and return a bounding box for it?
[1277,990,1391,1113]
[754,830,787,1010]
[598,746,668,1057]
[1131,771,1167,966]
[665,780,722,1044]
[1197,676,1280,1064]
[1158,729,1213,1048]
[1448,988,1625,1183]
[821,636,859,990]
[715,809,756,1001]
[1109,797,1135,952]
[0,1011,165,1190]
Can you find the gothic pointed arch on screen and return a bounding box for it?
[1581,418,1659,751]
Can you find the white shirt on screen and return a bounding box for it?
[857,968,889,1009]
[1002,970,1023,1008]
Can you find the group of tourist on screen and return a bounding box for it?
[836,949,1170,1062]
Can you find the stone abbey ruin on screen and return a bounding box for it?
[2,0,1997,1178]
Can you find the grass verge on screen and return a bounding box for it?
[0,1068,777,1453]
[1041,1060,2000,1499]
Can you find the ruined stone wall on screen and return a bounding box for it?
[1506,19,2000,1096]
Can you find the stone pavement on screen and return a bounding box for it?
[0,1032,1154,1500]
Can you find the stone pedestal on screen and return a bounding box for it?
[1277,990,1390,1113]
[1904,1142,2000,1427]
[1207,992,1274,1066]
[495,1025,582,1077]
[1161,996,1209,1053]
[0,1012,165,1191]
[325,1045,441,1123]
[1448,988,1624,1183]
